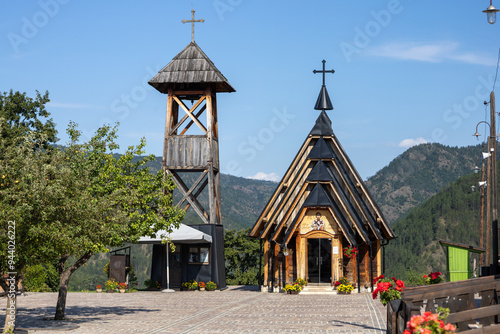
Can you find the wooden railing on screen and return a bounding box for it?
[387,275,500,333]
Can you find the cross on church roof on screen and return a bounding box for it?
[313,60,334,111]
[182,10,205,42]
[313,60,335,86]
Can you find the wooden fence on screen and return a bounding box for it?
[387,274,500,333]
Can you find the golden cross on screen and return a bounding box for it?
[182,10,205,42]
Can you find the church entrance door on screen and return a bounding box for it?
[307,238,332,285]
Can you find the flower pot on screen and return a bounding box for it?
[337,291,351,295]
[200,287,205,291]
[287,291,299,294]
[106,289,114,293]
[119,289,126,293]
[96,288,102,293]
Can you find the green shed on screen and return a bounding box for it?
[440,241,485,282]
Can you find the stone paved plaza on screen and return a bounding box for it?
[5,287,387,333]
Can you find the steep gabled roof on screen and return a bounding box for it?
[250,111,395,246]
[149,41,235,93]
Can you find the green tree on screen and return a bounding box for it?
[0,90,58,333]
[0,122,184,325]
[224,229,261,285]
[0,90,57,148]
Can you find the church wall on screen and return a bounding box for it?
[262,213,384,289]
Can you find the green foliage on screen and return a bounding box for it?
[24,265,48,292]
[0,90,57,149]
[404,270,427,286]
[24,262,60,292]
[224,228,261,285]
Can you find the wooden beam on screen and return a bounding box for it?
[168,171,210,224]
[177,170,208,207]
[171,96,206,135]
[206,85,217,225]
[173,95,207,134]
[179,105,206,136]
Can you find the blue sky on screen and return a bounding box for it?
[2,1,499,181]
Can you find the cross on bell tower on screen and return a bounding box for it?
[182,9,204,42]
[313,60,335,111]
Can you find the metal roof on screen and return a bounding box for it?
[148,41,235,93]
[309,110,334,136]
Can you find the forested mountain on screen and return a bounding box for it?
[385,171,487,280]
[365,143,483,224]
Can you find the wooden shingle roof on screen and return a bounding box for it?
[149,41,235,93]
[250,111,395,247]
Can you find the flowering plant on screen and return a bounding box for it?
[372,275,405,306]
[294,278,306,287]
[334,276,349,288]
[337,284,354,293]
[284,283,302,292]
[182,279,198,290]
[404,308,456,333]
[205,281,217,291]
[343,246,357,259]
[424,272,444,285]
[105,278,119,290]
[198,281,206,288]
[96,285,102,289]
[119,283,127,289]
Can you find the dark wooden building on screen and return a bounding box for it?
[250,62,395,290]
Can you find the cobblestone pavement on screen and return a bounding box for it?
[5,287,387,333]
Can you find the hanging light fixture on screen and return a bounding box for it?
[483,0,500,24]
[474,165,480,174]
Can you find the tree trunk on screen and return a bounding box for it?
[54,251,93,320]
[2,274,17,334]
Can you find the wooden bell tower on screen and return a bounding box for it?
[148,10,235,225]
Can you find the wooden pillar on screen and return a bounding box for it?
[263,240,269,285]
[205,85,217,225]
[376,240,381,277]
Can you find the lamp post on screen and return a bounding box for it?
[473,158,486,267]
[474,92,499,274]
[483,0,500,24]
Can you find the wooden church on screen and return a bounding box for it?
[249,61,396,291]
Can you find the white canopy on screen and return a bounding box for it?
[138,223,212,244]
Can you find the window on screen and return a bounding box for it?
[188,247,209,264]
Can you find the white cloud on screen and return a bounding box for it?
[248,172,281,182]
[369,42,496,66]
[398,137,428,148]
